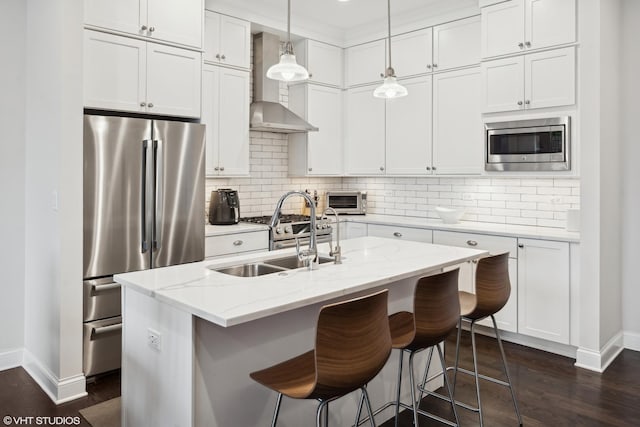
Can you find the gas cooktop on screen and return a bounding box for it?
[240,214,315,225]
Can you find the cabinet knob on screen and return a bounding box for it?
[233,240,244,246]
[149,26,155,33]
[214,167,219,171]
[148,102,154,108]
[380,73,385,78]
[220,166,225,171]
[426,166,431,171]
[525,41,531,48]
[140,102,146,107]
[141,25,148,31]
[427,64,432,69]
[432,166,436,171]
[525,100,531,105]
[393,232,403,238]
[518,42,524,49]
[221,54,226,60]
[215,53,220,59]
[308,167,313,172]
[379,166,385,171]
[466,240,478,246]
[308,73,313,78]
[432,63,438,68]
[517,100,523,106]
[518,243,524,248]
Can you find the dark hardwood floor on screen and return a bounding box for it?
[1,332,638,426]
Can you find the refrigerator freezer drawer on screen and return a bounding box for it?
[83,277,121,322]
[83,316,122,377]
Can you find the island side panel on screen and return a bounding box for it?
[193,277,444,427]
[122,286,193,427]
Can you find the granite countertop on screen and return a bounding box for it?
[115,236,487,327]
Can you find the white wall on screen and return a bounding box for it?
[23,0,85,403]
[621,0,640,349]
[0,0,26,369]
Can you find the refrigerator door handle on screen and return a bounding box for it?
[153,139,163,251]
[141,140,150,253]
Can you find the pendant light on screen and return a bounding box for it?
[266,0,309,82]
[373,0,408,99]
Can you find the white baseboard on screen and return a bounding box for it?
[0,348,23,371]
[624,331,640,351]
[22,349,87,404]
[575,331,625,372]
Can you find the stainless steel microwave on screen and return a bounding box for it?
[326,191,367,215]
[485,117,570,171]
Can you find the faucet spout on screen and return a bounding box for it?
[323,207,342,264]
[271,191,318,269]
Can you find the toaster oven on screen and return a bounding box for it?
[326,191,367,215]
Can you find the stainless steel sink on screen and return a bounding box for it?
[211,263,287,277]
[264,255,334,270]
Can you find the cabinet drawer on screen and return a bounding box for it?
[433,230,517,257]
[205,231,269,258]
[368,224,433,243]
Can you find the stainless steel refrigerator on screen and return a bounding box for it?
[83,114,205,377]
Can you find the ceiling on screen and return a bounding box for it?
[206,0,480,45]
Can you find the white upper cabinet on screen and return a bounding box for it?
[345,40,386,87]
[84,0,203,49]
[481,46,575,113]
[288,84,343,176]
[344,85,386,175]
[433,15,481,71]
[295,40,343,87]
[391,28,433,78]
[432,67,483,175]
[202,65,250,176]
[84,30,201,118]
[385,76,432,175]
[204,11,251,70]
[481,0,576,58]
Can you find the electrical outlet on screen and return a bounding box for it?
[147,328,161,352]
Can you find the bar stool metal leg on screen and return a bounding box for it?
[470,320,484,427]
[491,315,523,426]
[436,344,460,427]
[271,393,283,427]
[394,351,404,427]
[316,400,328,427]
[408,351,421,427]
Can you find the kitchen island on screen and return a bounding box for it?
[115,236,486,427]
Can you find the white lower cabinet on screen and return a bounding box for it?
[368,224,433,243]
[433,230,518,333]
[204,230,269,259]
[340,222,368,240]
[517,238,570,344]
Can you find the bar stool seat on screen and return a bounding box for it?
[250,289,392,427]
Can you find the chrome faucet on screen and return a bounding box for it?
[270,191,318,270]
[323,207,342,264]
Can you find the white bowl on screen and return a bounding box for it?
[435,206,465,224]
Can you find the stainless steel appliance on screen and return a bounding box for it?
[209,189,240,225]
[326,191,367,215]
[240,214,332,250]
[485,116,570,171]
[83,114,205,377]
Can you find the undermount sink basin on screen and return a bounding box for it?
[211,263,287,277]
[264,255,334,270]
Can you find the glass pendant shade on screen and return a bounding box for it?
[374,75,408,99]
[266,53,309,82]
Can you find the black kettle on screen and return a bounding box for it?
[209,189,240,225]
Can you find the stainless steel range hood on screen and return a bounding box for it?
[250,32,318,134]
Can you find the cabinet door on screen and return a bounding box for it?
[83,30,146,113]
[433,67,482,174]
[84,0,143,36]
[202,65,221,176]
[433,16,481,71]
[525,47,575,110]
[218,68,250,175]
[306,41,343,87]
[481,0,524,58]
[526,0,576,50]
[147,0,203,48]
[481,56,524,113]
[344,85,386,175]
[146,43,201,118]
[203,11,220,63]
[392,28,433,78]
[518,239,570,344]
[219,15,251,69]
[307,85,343,175]
[385,76,432,175]
[341,222,368,240]
[367,224,433,243]
[345,40,386,87]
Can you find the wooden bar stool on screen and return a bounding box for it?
[250,289,392,427]
[451,252,523,426]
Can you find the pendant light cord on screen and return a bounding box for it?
[387,0,392,69]
[288,0,291,42]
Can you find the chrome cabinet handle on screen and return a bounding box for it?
[380,166,385,171]
[432,63,438,68]
[432,166,437,171]
[140,102,146,107]
[517,100,523,106]
[220,166,225,171]
[141,140,150,253]
[380,73,385,78]
[393,232,403,238]
[233,240,243,246]
[149,26,155,33]
[91,283,121,293]
[427,64,432,69]
[518,243,524,248]
[309,73,313,78]
[91,324,122,337]
[214,166,219,171]
[525,100,531,105]
[466,240,478,246]
[215,53,220,59]
[518,42,524,49]
[426,166,431,171]
[148,102,154,108]
[221,54,226,60]
[308,167,313,172]
[141,25,148,31]
[525,41,531,47]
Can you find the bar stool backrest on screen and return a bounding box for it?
[313,289,391,400]
[411,268,461,350]
[472,252,511,319]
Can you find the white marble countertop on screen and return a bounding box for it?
[342,214,580,243]
[205,222,268,237]
[115,236,487,327]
